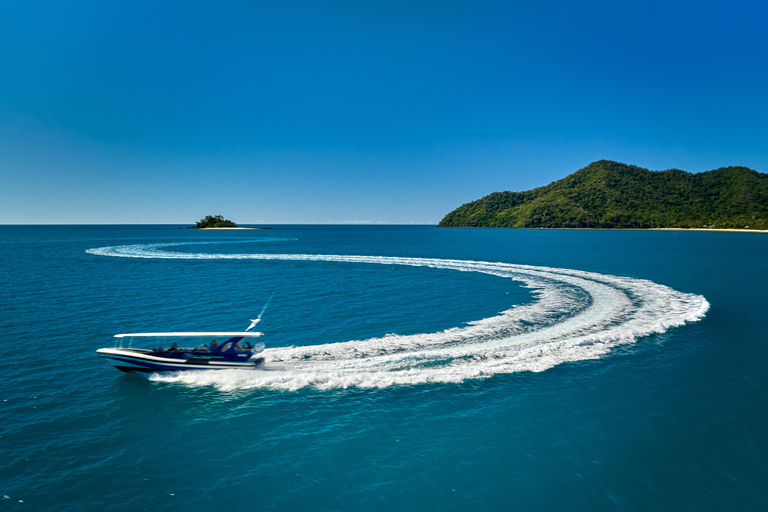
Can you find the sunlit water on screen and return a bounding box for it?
[1,225,766,511]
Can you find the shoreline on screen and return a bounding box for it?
[650,228,768,233]
[439,226,767,233]
[196,227,260,230]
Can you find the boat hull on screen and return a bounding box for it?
[97,347,264,373]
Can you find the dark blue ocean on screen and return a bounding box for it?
[1,225,766,511]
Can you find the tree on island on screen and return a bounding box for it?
[190,214,238,229]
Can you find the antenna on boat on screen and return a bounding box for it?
[246,290,275,331]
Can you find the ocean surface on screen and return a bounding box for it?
[1,225,766,511]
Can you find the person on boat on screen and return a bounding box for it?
[197,343,208,351]
[209,340,218,351]
[170,342,178,351]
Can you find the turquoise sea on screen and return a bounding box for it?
[1,225,766,511]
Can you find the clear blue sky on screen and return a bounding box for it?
[1,0,766,224]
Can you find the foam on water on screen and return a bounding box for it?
[87,242,710,390]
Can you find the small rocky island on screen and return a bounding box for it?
[188,215,239,229]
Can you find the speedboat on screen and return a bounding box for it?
[97,319,266,373]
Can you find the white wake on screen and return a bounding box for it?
[88,242,709,390]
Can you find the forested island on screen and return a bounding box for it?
[439,160,768,230]
[188,214,239,229]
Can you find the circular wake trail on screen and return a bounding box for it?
[88,243,710,390]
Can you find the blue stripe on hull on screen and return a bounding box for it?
[98,352,257,372]
[101,355,191,371]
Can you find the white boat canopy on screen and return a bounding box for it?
[114,332,264,338]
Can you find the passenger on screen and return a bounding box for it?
[170,342,178,351]
[210,340,218,350]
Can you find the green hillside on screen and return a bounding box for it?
[438,160,768,230]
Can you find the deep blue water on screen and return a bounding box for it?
[1,225,766,511]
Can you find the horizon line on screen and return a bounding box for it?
[0,222,438,226]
